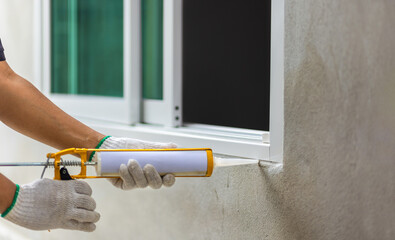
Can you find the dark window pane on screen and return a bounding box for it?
[182,0,271,131]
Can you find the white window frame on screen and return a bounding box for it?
[142,0,182,127]
[269,0,284,162]
[35,0,283,162]
[40,0,141,125]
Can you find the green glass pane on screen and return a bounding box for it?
[51,0,69,94]
[142,0,163,100]
[51,0,123,97]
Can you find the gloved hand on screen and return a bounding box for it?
[3,179,100,232]
[92,136,177,190]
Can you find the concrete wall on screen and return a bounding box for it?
[284,1,395,239]
[1,0,395,239]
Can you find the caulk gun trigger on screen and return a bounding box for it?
[60,167,73,180]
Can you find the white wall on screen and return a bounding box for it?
[0,0,35,82]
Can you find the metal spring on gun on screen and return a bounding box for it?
[40,159,89,179]
[59,159,82,167]
[42,160,83,168]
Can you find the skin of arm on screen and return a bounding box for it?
[0,61,105,150]
[0,174,16,213]
[0,60,105,212]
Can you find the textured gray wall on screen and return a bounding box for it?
[282,0,395,239]
[1,0,395,239]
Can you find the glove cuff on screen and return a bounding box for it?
[99,136,126,149]
[2,183,41,230]
[88,135,111,162]
[1,184,20,218]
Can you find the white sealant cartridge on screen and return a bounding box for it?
[96,148,214,177]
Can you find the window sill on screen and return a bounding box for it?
[78,117,270,160]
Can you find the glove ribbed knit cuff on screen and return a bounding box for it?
[88,136,111,162]
[99,137,124,149]
[1,184,20,218]
[2,185,36,224]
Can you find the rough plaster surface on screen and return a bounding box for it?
[1,0,395,239]
[283,0,395,239]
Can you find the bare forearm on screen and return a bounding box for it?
[0,174,16,213]
[0,62,105,150]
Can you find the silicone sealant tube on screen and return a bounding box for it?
[96,149,214,177]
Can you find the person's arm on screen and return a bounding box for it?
[0,61,105,150]
[0,61,176,190]
[0,174,16,213]
[0,61,101,231]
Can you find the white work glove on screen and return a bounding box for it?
[93,136,177,190]
[3,179,100,232]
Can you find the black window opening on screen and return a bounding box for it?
[182,0,271,131]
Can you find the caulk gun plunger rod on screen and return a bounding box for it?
[0,162,97,167]
[0,162,49,167]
